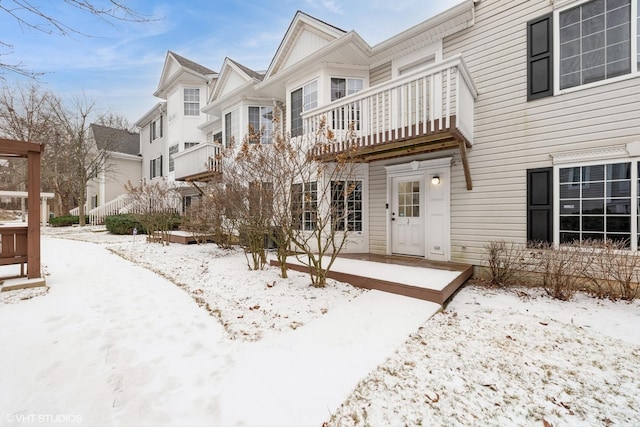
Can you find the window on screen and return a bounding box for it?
[291,182,317,230]
[212,132,222,144]
[330,78,363,101]
[224,109,239,147]
[184,88,200,116]
[290,80,317,137]
[91,195,98,210]
[248,106,273,144]
[558,0,637,90]
[330,78,363,131]
[150,116,163,142]
[559,162,631,246]
[150,156,163,179]
[331,180,363,232]
[184,142,199,149]
[168,144,178,172]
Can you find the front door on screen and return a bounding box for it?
[391,176,425,256]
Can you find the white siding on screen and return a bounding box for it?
[442,0,640,265]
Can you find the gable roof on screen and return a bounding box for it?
[154,51,218,98]
[263,11,347,80]
[227,58,265,82]
[203,58,266,116]
[90,123,139,156]
[169,51,216,75]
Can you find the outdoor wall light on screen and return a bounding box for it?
[431,175,440,185]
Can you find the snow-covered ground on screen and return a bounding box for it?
[0,226,639,426]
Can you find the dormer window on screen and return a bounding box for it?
[184,88,200,116]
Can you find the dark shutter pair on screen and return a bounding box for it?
[527,13,553,100]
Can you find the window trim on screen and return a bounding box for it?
[553,0,640,95]
[553,156,639,250]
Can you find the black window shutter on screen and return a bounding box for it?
[527,167,553,243]
[527,13,553,101]
[160,155,163,177]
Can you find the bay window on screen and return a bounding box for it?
[224,109,239,148]
[248,106,273,144]
[290,80,318,137]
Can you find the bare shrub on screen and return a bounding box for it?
[584,239,640,301]
[124,180,181,245]
[181,188,236,248]
[528,241,594,301]
[483,240,528,287]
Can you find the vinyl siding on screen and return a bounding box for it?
[369,62,392,87]
[442,0,640,265]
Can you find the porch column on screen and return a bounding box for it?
[27,148,41,279]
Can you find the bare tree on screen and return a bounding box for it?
[228,114,361,287]
[0,83,57,190]
[50,94,110,225]
[0,0,156,78]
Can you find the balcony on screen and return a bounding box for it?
[304,54,477,189]
[173,142,223,182]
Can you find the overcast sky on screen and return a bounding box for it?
[0,0,464,126]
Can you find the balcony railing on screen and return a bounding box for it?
[304,54,477,160]
[173,142,223,182]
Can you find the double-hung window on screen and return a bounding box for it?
[150,116,163,142]
[290,80,318,137]
[150,156,162,179]
[558,0,639,90]
[184,88,200,116]
[528,0,639,99]
[248,106,273,144]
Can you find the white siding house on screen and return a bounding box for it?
[134,0,640,268]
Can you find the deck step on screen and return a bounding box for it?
[271,255,472,305]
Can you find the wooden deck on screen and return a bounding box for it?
[272,253,473,305]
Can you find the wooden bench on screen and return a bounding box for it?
[0,226,28,277]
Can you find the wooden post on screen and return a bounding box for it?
[27,148,41,279]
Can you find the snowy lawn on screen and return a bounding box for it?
[1,226,639,426]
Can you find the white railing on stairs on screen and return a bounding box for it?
[87,194,131,225]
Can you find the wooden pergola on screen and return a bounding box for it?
[0,139,44,288]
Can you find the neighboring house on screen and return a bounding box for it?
[160,0,640,267]
[84,123,141,223]
[135,51,218,210]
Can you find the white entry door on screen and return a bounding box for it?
[391,176,425,256]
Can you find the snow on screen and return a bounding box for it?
[1,226,639,427]
[286,254,461,290]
